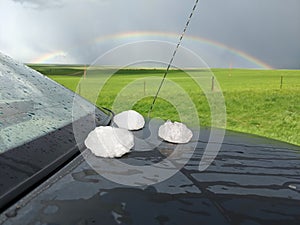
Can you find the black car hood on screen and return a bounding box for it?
[1,120,299,225]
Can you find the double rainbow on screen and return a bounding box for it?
[32,31,272,69]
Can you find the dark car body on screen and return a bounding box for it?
[0,53,299,225]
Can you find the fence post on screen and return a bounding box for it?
[280,76,283,89]
[211,76,215,92]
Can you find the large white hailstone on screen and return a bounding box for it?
[113,110,145,130]
[84,126,134,158]
[158,120,193,144]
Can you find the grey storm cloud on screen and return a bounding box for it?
[11,0,64,9]
[0,0,299,68]
[188,0,300,68]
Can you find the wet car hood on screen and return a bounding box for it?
[1,120,299,225]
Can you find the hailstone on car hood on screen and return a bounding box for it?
[113,110,145,130]
[84,126,134,158]
[158,120,193,144]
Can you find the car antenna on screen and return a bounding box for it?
[147,0,199,118]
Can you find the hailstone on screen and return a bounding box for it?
[84,126,134,158]
[158,120,193,144]
[113,110,145,130]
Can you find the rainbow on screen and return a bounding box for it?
[31,51,67,64]
[31,31,273,69]
[94,31,273,69]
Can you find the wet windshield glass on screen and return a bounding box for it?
[0,53,93,153]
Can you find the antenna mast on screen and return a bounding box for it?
[148,0,199,118]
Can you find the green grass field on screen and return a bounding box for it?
[29,64,300,146]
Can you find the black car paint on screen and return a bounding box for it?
[1,122,300,225]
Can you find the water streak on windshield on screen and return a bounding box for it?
[0,53,94,153]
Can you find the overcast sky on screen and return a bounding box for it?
[0,0,299,69]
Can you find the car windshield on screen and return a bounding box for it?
[0,53,93,153]
[0,53,112,211]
